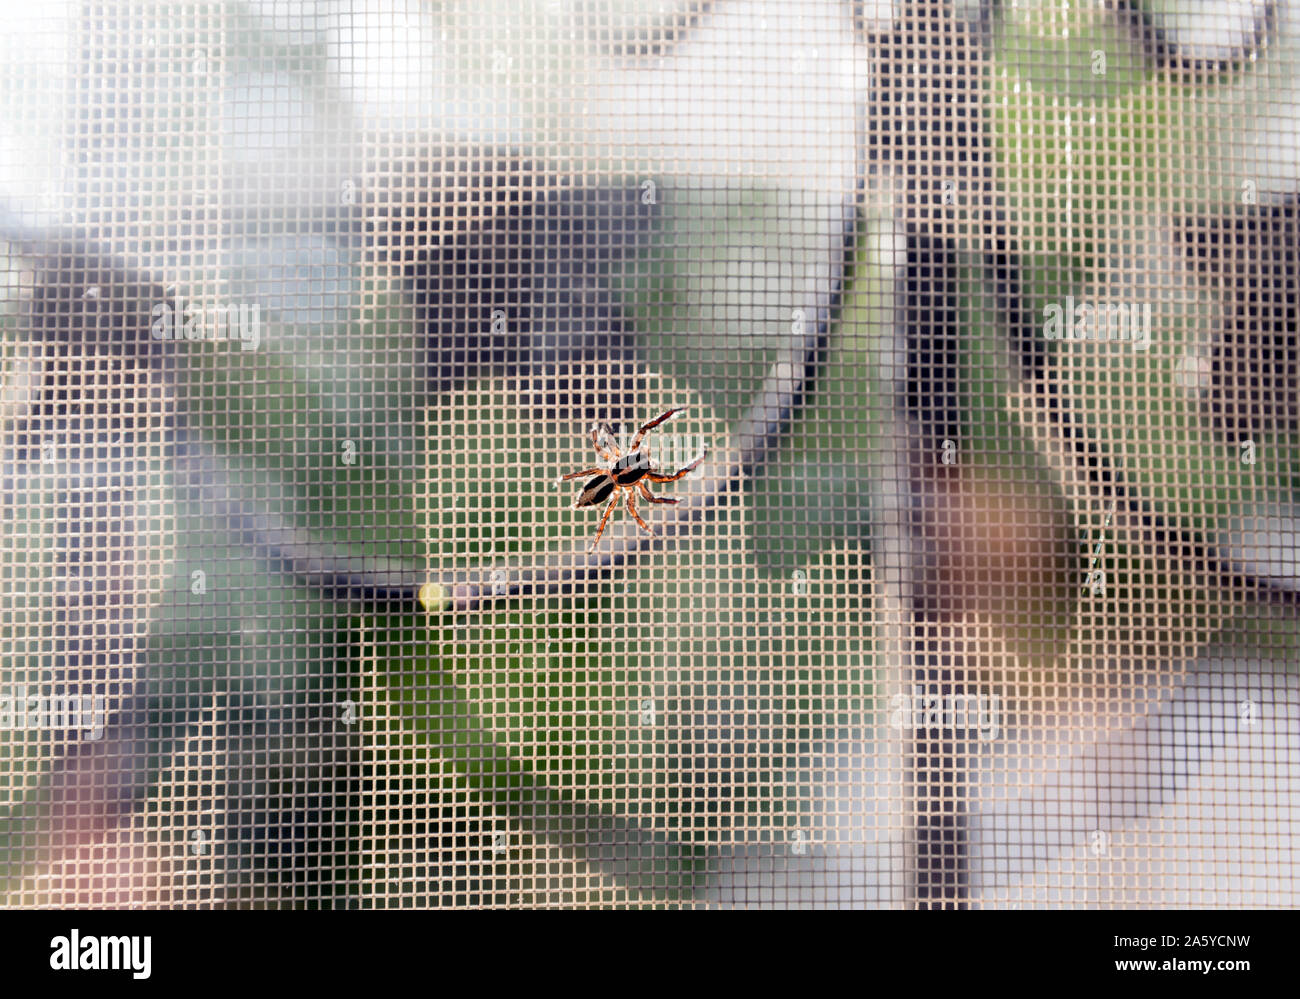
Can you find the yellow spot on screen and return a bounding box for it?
[418,582,451,613]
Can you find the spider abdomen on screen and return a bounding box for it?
[611,451,652,485]
[576,475,616,508]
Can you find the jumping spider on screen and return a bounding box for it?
[562,407,704,551]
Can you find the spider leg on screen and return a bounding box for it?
[591,422,621,460]
[630,407,685,451]
[588,493,620,551]
[638,481,678,504]
[645,454,703,483]
[561,467,603,481]
[626,489,653,534]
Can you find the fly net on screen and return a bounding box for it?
[0,0,1296,908]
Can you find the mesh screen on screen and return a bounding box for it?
[0,0,1297,909]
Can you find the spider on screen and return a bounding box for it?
[561,407,704,551]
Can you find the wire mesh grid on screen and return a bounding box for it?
[0,0,1296,909]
